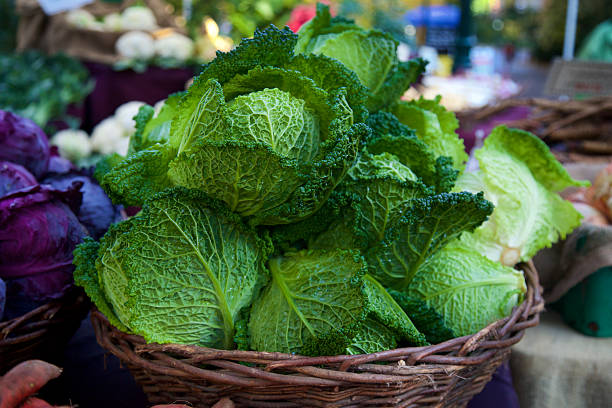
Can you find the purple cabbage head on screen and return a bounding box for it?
[0,161,38,197]
[0,110,50,178]
[0,278,5,321]
[43,170,120,239]
[0,184,87,301]
[47,146,76,176]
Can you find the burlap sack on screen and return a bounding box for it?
[16,0,183,64]
[533,162,612,303]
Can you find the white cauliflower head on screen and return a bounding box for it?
[66,9,97,29]
[115,101,145,133]
[115,31,155,59]
[91,117,128,155]
[120,6,158,31]
[103,13,123,31]
[50,129,92,162]
[154,33,195,60]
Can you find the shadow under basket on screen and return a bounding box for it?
[0,288,90,374]
[91,263,543,408]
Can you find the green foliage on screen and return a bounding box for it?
[391,97,468,172]
[406,242,526,337]
[75,188,272,348]
[295,4,426,112]
[366,192,494,290]
[454,126,588,266]
[248,249,368,355]
[0,51,93,133]
[129,92,183,154]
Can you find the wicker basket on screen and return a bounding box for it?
[0,288,90,374]
[91,262,543,408]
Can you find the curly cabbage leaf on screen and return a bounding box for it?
[455,126,589,265]
[128,92,182,154]
[392,97,468,172]
[295,4,426,112]
[346,319,397,355]
[99,26,368,225]
[248,249,367,355]
[366,192,493,290]
[73,188,272,348]
[406,242,526,337]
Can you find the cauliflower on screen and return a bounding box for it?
[91,117,128,155]
[120,6,158,31]
[115,31,155,59]
[153,99,166,116]
[154,33,195,61]
[115,101,145,133]
[114,136,131,156]
[103,13,123,31]
[66,9,97,29]
[50,129,92,161]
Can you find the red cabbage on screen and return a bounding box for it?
[0,278,5,320]
[0,184,87,301]
[0,110,50,178]
[0,161,37,197]
[47,146,76,175]
[43,171,120,239]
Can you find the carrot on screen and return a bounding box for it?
[0,360,62,408]
[16,397,53,408]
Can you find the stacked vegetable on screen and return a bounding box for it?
[0,110,119,322]
[75,5,587,356]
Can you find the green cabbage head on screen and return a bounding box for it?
[99,26,369,226]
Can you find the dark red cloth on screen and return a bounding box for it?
[458,106,531,153]
[80,62,195,131]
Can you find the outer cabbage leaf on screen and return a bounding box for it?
[407,243,526,337]
[311,152,431,250]
[129,92,182,154]
[346,319,397,355]
[392,97,468,172]
[78,188,272,348]
[248,249,367,355]
[389,289,455,344]
[455,126,589,265]
[295,4,425,112]
[366,192,493,290]
[362,274,427,345]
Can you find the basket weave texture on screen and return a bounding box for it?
[0,288,89,374]
[92,263,543,408]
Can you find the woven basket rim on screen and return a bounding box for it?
[0,287,87,343]
[91,261,543,388]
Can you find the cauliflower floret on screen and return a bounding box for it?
[153,99,166,116]
[91,117,128,155]
[50,129,92,162]
[114,136,131,156]
[115,31,155,59]
[103,13,123,31]
[115,101,145,133]
[66,9,97,29]
[154,33,195,61]
[120,6,158,31]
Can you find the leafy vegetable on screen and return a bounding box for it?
[43,170,120,240]
[295,4,426,112]
[0,51,93,132]
[0,110,50,178]
[128,93,182,154]
[455,126,589,265]
[366,192,493,290]
[0,184,86,301]
[0,161,37,197]
[249,249,367,355]
[346,318,397,355]
[100,26,368,226]
[391,97,468,172]
[74,188,272,348]
[405,242,526,337]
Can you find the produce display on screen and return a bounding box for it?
[50,100,154,163]
[0,51,93,133]
[566,163,612,226]
[74,5,585,358]
[0,110,119,322]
